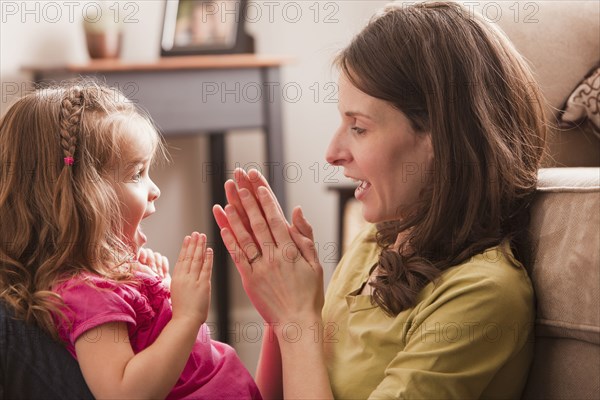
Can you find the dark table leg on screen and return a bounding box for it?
[262,67,287,213]
[209,132,229,343]
[209,68,287,343]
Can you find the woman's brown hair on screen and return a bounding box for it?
[335,1,547,316]
[0,81,167,339]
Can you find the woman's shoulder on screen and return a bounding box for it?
[418,242,534,318]
[442,242,530,288]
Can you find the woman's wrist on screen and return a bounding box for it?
[271,315,325,345]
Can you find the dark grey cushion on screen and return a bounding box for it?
[0,302,93,399]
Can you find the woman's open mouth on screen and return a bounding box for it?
[355,180,371,200]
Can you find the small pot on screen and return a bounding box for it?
[85,30,122,59]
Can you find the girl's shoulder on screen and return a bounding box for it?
[53,270,170,347]
[54,270,168,302]
[54,272,118,292]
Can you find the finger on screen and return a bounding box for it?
[200,247,213,283]
[289,225,319,267]
[183,233,199,273]
[224,204,263,260]
[134,262,156,276]
[236,188,279,249]
[177,236,191,264]
[292,206,315,242]
[153,252,162,273]
[190,233,207,278]
[220,227,252,277]
[233,168,260,202]
[161,256,169,277]
[225,178,255,229]
[138,249,147,264]
[213,204,231,231]
[225,178,262,245]
[141,249,156,269]
[245,169,288,226]
[234,169,276,225]
[253,186,294,248]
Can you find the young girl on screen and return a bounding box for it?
[0,82,261,399]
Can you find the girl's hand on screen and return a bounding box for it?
[170,232,213,326]
[213,171,324,327]
[137,248,171,288]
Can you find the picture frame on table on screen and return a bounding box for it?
[160,0,254,56]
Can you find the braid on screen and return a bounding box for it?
[59,87,85,162]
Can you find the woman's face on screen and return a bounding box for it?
[326,73,433,223]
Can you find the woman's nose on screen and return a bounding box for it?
[325,128,351,166]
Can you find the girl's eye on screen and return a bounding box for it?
[351,126,366,135]
[132,171,143,182]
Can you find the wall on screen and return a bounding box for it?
[1,0,598,375]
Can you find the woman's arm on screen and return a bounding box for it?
[74,233,212,399]
[213,169,333,399]
[275,317,333,400]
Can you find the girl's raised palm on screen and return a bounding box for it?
[170,232,213,325]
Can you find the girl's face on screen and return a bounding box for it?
[326,74,434,223]
[110,126,160,254]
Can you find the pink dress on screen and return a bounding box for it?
[53,272,262,399]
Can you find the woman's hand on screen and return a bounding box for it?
[214,170,334,399]
[214,168,313,258]
[212,169,324,328]
[170,232,213,326]
[136,247,171,288]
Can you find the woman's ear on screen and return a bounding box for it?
[423,131,435,166]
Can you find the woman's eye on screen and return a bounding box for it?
[351,126,366,135]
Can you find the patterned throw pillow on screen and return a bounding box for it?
[559,63,600,139]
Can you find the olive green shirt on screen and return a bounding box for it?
[322,225,534,399]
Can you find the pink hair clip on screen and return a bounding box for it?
[64,156,74,166]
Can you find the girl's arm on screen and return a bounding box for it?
[255,325,283,399]
[75,232,212,399]
[213,169,334,399]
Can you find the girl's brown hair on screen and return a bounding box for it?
[335,1,547,316]
[0,80,167,338]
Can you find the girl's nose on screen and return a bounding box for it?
[149,180,160,201]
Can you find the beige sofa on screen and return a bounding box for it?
[493,5,600,396]
[522,168,600,399]
[494,0,599,168]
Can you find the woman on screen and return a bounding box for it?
[213,1,547,398]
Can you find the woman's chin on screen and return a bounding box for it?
[361,207,382,224]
